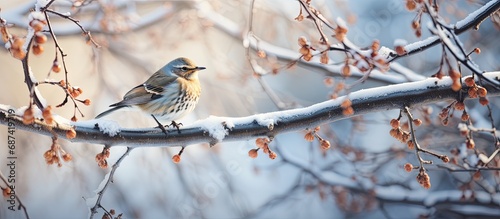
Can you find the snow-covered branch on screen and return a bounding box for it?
[389,0,500,62]
[1,72,499,147]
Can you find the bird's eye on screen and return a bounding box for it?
[181,67,188,71]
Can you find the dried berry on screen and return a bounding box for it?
[404,163,413,172]
[172,154,181,163]
[390,119,400,129]
[464,77,475,87]
[454,102,465,111]
[248,149,258,158]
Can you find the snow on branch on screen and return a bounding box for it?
[1,72,499,148]
[390,0,500,62]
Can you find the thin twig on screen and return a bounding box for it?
[298,0,329,44]
[0,171,30,219]
[405,107,430,167]
[89,147,133,219]
[46,9,100,47]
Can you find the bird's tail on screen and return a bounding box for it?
[95,105,128,119]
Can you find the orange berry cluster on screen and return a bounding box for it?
[464,77,489,105]
[405,0,427,37]
[411,19,422,38]
[369,40,390,72]
[22,107,35,125]
[334,24,347,42]
[7,36,27,60]
[341,98,354,116]
[68,86,83,98]
[454,101,470,122]
[1,18,26,59]
[298,36,314,61]
[66,128,77,139]
[440,99,472,127]
[389,118,416,144]
[23,105,77,140]
[304,126,331,150]
[448,69,462,92]
[406,161,442,190]
[43,140,72,167]
[60,81,91,122]
[438,105,453,126]
[416,169,431,189]
[95,148,111,169]
[42,105,54,125]
[432,63,463,87]
[248,138,277,159]
[30,17,48,56]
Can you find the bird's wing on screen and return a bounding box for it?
[109,85,152,107]
[110,71,177,107]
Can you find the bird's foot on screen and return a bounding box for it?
[169,121,183,134]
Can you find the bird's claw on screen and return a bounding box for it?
[169,121,183,134]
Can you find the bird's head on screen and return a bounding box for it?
[163,57,206,80]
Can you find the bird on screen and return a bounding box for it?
[95,57,206,134]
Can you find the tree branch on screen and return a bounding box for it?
[389,0,500,62]
[0,72,499,147]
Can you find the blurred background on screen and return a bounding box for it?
[0,0,499,218]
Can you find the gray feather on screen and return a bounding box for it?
[95,105,128,118]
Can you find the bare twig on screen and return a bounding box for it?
[405,107,446,167]
[0,171,30,219]
[89,147,133,219]
[45,9,100,47]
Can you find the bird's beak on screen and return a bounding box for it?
[196,66,206,71]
